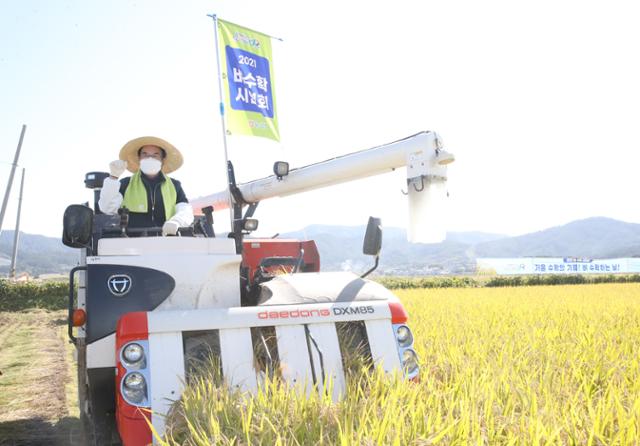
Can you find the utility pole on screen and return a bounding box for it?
[0,125,26,236]
[9,168,25,279]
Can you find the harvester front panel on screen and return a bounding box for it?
[116,299,404,440]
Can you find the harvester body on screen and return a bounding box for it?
[64,131,452,445]
[72,234,414,445]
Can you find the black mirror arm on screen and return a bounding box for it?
[360,255,379,279]
[71,237,92,251]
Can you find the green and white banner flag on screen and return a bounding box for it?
[217,19,280,142]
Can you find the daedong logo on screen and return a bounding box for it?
[107,274,132,296]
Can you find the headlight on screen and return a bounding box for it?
[124,372,145,390]
[396,325,413,348]
[123,343,145,365]
[122,372,147,404]
[401,349,419,375]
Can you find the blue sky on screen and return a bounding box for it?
[1,0,639,239]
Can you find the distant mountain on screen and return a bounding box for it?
[2,217,639,277]
[283,225,503,275]
[473,217,640,258]
[282,217,640,275]
[445,231,507,245]
[0,230,78,276]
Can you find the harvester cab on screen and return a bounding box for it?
[63,131,452,446]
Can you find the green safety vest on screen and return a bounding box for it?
[121,171,177,220]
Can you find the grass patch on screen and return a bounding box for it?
[0,310,83,444]
[0,311,68,420]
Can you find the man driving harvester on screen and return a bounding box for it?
[99,136,194,235]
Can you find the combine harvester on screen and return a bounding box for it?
[63,130,454,445]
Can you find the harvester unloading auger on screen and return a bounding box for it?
[63,130,454,445]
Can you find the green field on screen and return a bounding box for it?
[162,283,640,445]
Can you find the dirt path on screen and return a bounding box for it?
[0,310,84,445]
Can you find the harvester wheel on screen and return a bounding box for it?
[77,341,121,445]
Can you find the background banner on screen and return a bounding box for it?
[477,257,640,275]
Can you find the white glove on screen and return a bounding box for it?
[162,220,180,236]
[109,160,127,178]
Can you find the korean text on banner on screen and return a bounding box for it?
[217,19,280,142]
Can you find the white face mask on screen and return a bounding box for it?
[140,158,162,175]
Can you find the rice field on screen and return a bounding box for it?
[161,283,640,445]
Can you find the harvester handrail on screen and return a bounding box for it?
[68,265,87,344]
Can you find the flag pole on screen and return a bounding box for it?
[209,14,235,231]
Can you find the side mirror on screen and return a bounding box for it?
[363,217,382,256]
[62,204,94,248]
[361,217,382,278]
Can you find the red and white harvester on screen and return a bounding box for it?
[63,131,454,445]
